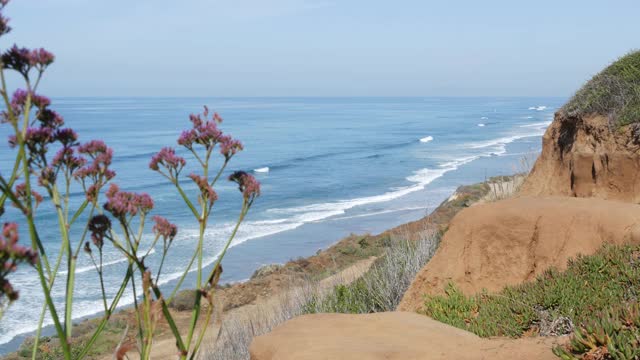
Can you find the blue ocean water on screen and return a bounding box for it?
[0,97,562,350]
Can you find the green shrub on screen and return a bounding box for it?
[553,302,640,360]
[421,244,640,339]
[563,50,640,126]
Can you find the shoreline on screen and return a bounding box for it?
[0,132,542,356]
[0,172,509,359]
[0,100,555,348]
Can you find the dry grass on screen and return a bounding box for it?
[483,153,538,202]
[199,231,439,360]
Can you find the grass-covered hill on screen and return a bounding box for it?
[563,50,640,126]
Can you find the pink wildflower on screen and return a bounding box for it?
[0,222,38,302]
[228,171,261,201]
[104,184,154,219]
[188,173,217,207]
[152,216,177,242]
[219,135,243,160]
[149,147,186,176]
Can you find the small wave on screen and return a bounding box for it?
[465,121,548,156]
[477,123,486,127]
[267,157,472,225]
[254,167,270,173]
[528,105,547,111]
[419,136,434,143]
[520,121,551,129]
[328,206,427,222]
[480,116,488,120]
[0,218,303,346]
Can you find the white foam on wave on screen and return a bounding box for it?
[254,167,270,173]
[477,123,485,127]
[328,206,427,222]
[480,116,488,120]
[419,136,434,143]
[0,219,304,346]
[465,120,550,156]
[267,163,460,226]
[520,121,552,128]
[528,105,547,111]
[56,248,157,276]
[0,280,140,347]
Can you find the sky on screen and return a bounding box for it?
[4,0,640,97]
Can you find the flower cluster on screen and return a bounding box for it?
[74,140,116,202]
[149,147,186,180]
[152,216,177,243]
[5,89,71,174]
[219,135,243,160]
[188,173,217,207]
[103,184,154,220]
[176,107,242,159]
[0,1,11,38]
[0,223,38,304]
[2,89,63,129]
[87,214,111,249]
[228,171,261,202]
[1,45,54,79]
[52,147,85,172]
[13,183,43,210]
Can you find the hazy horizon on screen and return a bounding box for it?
[5,0,639,97]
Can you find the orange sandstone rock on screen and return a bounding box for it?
[398,196,640,312]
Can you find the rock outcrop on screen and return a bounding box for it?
[249,312,561,360]
[398,196,640,312]
[521,112,640,202]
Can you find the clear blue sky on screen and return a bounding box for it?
[5,0,640,97]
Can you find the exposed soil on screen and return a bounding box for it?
[521,112,640,202]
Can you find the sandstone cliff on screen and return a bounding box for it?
[398,196,640,312]
[521,112,640,202]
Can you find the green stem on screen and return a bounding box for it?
[186,202,250,359]
[0,153,23,210]
[188,303,215,360]
[49,185,75,339]
[152,284,187,355]
[167,250,198,302]
[75,268,132,360]
[156,249,168,284]
[175,181,199,218]
[15,92,70,358]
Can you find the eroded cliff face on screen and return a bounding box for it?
[397,196,640,312]
[521,112,640,202]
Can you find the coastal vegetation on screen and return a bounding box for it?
[420,243,640,357]
[301,231,439,314]
[0,1,260,359]
[563,50,640,126]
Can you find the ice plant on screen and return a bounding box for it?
[0,2,260,359]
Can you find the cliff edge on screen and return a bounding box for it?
[522,51,640,202]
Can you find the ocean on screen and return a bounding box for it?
[0,97,563,352]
